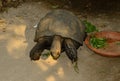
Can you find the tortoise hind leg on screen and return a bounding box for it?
[30,37,51,60]
[64,38,78,63]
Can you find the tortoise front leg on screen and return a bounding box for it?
[30,37,51,60]
[50,35,63,60]
[30,43,44,60]
[64,38,78,63]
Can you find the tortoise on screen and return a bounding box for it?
[30,9,86,63]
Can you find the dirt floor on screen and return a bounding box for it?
[0,1,120,81]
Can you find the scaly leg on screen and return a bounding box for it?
[64,38,78,63]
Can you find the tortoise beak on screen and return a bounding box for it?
[50,49,61,60]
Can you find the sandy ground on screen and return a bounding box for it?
[0,1,120,81]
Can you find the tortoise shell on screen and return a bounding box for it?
[34,10,86,44]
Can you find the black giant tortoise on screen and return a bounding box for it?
[30,10,86,63]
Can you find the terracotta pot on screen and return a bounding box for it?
[85,31,120,57]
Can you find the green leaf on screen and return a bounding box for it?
[116,42,120,45]
[41,51,51,59]
[83,20,98,33]
[90,37,107,48]
[73,62,79,73]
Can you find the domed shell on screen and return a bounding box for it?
[34,10,86,44]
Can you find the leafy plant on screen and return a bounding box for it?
[83,20,98,33]
[90,37,107,48]
[83,20,107,48]
[116,42,120,45]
